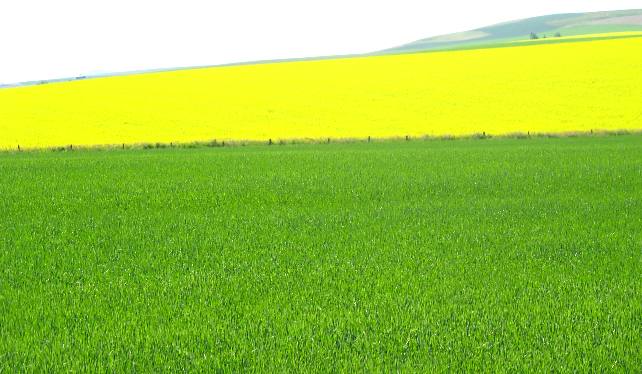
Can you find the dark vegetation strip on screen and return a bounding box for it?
[2,128,641,154]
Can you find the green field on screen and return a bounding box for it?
[1,135,641,371]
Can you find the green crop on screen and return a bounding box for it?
[1,135,641,371]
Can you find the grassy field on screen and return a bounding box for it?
[2,36,642,150]
[1,135,641,371]
[512,30,642,42]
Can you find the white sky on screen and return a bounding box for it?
[1,0,640,84]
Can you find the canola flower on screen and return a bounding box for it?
[1,36,642,149]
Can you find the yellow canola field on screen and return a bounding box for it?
[1,36,642,149]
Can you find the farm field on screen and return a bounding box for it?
[1,135,641,371]
[512,30,642,42]
[2,36,642,150]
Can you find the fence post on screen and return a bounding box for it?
[327,137,330,144]
[405,135,409,141]
[17,145,21,152]
[368,136,371,143]
[269,138,272,145]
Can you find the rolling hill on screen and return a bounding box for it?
[3,9,642,89]
[1,35,642,150]
[3,8,642,372]
[379,9,642,54]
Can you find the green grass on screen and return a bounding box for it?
[548,24,642,37]
[1,135,641,371]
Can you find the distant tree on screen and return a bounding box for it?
[529,32,539,40]
[555,32,562,37]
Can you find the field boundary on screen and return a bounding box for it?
[2,129,641,155]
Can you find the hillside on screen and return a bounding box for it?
[380,9,642,54]
[1,36,641,150]
[3,7,642,372]
[4,9,642,89]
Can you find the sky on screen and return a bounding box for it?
[1,0,640,84]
